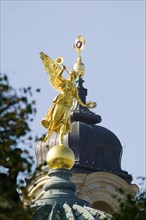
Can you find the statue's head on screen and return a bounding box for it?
[69,70,78,81]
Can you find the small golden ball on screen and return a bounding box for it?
[46,144,75,170]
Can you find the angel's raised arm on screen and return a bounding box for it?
[57,65,66,82]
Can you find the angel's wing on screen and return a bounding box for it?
[40,52,65,91]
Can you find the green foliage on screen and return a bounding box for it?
[0,73,40,219]
[112,179,146,220]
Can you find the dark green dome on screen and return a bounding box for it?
[32,169,111,220]
[33,203,111,220]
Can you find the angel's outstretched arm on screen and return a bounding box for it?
[74,88,86,107]
[75,88,96,109]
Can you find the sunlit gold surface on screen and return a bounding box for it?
[40,49,96,145]
[73,35,85,56]
[55,57,64,65]
[73,36,85,77]
[73,57,85,77]
[46,144,75,170]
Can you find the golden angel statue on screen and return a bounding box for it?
[40,52,96,145]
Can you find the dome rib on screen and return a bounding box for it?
[49,203,60,220]
[33,203,111,220]
[63,203,75,220]
[73,204,95,220]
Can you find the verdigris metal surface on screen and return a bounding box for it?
[33,203,111,220]
[32,169,111,220]
[31,169,89,208]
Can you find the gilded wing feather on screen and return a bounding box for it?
[40,52,64,92]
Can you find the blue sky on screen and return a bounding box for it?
[1,1,145,186]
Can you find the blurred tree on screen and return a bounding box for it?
[112,178,146,220]
[0,73,40,220]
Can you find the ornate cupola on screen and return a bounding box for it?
[32,168,111,220]
[70,77,132,183]
[36,76,132,183]
[25,37,138,215]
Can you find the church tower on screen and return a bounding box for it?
[24,37,138,215]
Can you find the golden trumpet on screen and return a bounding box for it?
[55,57,70,75]
[55,57,64,65]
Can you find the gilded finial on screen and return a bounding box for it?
[73,36,85,77]
[73,35,85,58]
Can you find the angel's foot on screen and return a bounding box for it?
[59,137,63,146]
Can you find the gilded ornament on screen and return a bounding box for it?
[73,36,86,77]
[46,144,75,170]
[40,37,96,145]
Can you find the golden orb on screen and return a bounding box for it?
[46,144,75,170]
